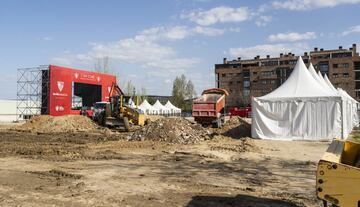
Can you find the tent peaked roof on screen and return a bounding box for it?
[259,56,338,99]
[139,99,157,110]
[139,99,152,108]
[323,74,338,93]
[165,100,181,112]
[153,100,169,111]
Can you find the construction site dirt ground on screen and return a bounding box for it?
[0,120,328,207]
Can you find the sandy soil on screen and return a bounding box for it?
[0,128,329,207]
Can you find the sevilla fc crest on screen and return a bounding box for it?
[57,81,64,92]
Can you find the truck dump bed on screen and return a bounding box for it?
[192,93,224,118]
[192,88,229,124]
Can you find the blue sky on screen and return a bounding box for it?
[1,0,360,99]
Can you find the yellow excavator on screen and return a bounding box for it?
[316,138,360,207]
[93,82,145,131]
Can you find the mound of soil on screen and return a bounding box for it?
[130,117,211,144]
[209,136,259,153]
[214,117,251,139]
[15,115,101,134]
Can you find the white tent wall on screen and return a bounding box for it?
[318,73,356,138]
[252,57,345,140]
[338,88,359,128]
[138,99,159,115]
[252,97,342,140]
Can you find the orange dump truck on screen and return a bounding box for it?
[192,88,229,128]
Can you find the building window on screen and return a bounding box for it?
[355,71,360,80]
[229,81,233,85]
[243,70,250,78]
[289,60,297,65]
[243,89,250,97]
[332,52,352,58]
[243,80,250,88]
[237,73,242,76]
[222,74,226,77]
[333,64,338,68]
[261,71,275,77]
[356,91,360,99]
[270,80,275,84]
[237,81,241,84]
[343,73,349,78]
[261,80,267,84]
[318,62,329,75]
[333,73,339,78]
[356,82,360,90]
[253,72,257,75]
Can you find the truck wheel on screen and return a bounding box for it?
[214,119,221,128]
[123,117,130,132]
[97,111,106,126]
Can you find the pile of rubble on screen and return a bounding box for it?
[15,115,101,134]
[130,117,211,144]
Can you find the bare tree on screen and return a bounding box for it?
[125,80,136,96]
[94,56,111,74]
[139,86,147,103]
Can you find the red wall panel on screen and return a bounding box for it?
[48,65,116,116]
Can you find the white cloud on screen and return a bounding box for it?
[52,26,202,72]
[139,26,191,41]
[228,27,241,32]
[38,36,53,41]
[255,15,272,27]
[268,32,316,42]
[272,0,360,10]
[342,25,360,36]
[193,26,225,36]
[182,6,251,26]
[139,25,225,41]
[228,43,309,59]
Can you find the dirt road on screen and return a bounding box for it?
[0,130,328,207]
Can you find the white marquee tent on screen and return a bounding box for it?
[323,73,359,129]
[165,100,182,115]
[138,99,159,115]
[152,100,170,115]
[252,57,344,140]
[128,98,137,108]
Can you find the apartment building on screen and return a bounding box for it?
[215,44,360,107]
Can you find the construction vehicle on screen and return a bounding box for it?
[192,88,229,128]
[229,106,252,118]
[316,138,360,207]
[93,83,145,131]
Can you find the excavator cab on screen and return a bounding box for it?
[94,82,144,131]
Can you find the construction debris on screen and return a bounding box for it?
[130,117,211,144]
[213,117,251,138]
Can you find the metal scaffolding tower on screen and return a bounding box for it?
[16,65,50,120]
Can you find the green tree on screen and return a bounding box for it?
[171,74,196,110]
